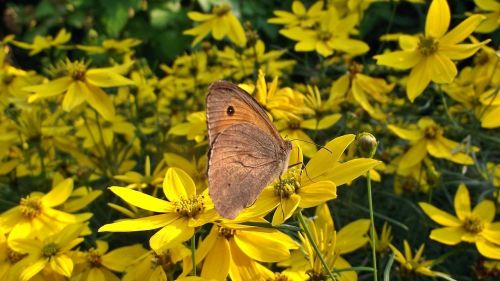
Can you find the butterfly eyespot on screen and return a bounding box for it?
[226,106,235,116]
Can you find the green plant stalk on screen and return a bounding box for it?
[296,210,336,281]
[191,233,196,276]
[367,173,378,281]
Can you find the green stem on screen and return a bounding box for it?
[334,266,375,273]
[297,210,336,281]
[367,173,378,281]
[191,233,196,276]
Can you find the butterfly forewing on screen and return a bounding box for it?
[208,123,290,219]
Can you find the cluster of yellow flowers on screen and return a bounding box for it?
[0,0,499,280]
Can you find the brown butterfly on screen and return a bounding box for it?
[206,80,292,219]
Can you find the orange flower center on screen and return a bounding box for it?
[423,125,442,140]
[418,36,438,56]
[273,168,300,198]
[218,226,236,239]
[463,216,484,234]
[87,248,103,267]
[317,31,332,42]
[173,195,205,218]
[151,252,175,272]
[42,242,59,257]
[66,60,87,81]
[19,195,42,218]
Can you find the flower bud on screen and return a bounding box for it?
[357,132,377,158]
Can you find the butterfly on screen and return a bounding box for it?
[206,80,292,219]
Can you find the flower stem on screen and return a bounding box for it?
[297,210,336,281]
[191,233,196,276]
[367,172,378,281]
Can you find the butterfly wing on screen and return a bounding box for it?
[208,123,290,219]
[206,80,282,146]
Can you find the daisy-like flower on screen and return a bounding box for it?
[388,117,479,171]
[0,178,92,241]
[474,0,500,33]
[194,222,298,281]
[9,224,85,281]
[372,222,393,253]
[375,0,490,101]
[247,135,380,226]
[268,1,324,28]
[280,6,369,57]
[0,232,28,281]
[184,4,247,47]
[280,204,370,281]
[75,112,136,148]
[168,111,207,143]
[72,240,147,281]
[419,183,500,259]
[99,167,218,250]
[390,240,451,279]
[11,29,71,56]
[24,59,134,121]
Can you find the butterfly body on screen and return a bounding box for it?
[206,81,291,219]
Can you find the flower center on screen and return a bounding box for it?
[213,5,230,16]
[42,242,59,258]
[66,60,87,81]
[218,227,236,239]
[273,168,301,198]
[463,216,484,234]
[8,248,27,263]
[317,31,332,41]
[19,195,42,218]
[151,252,175,272]
[418,36,438,56]
[423,125,442,140]
[288,119,301,130]
[474,50,489,66]
[267,273,292,281]
[173,195,205,218]
[87,248,103,267]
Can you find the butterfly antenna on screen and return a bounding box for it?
[288,138,332,153]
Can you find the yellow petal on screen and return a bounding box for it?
[430,226,465,245]
[427,138,453,159]
[292,1,306,15]
[24,76,72,96]
[88,268,106,281]
[212,17,229,40]
[336,219,370,254]
[475,0,500,11]
[83,84,115,121]
[428,53,457,84]
[472,200,495,223]
[317,114,341,130]
[98,213,177,232]
[482,223,500,245]
[298,181,337,208]
[50,255,73,277]
[108,187,173,212]
[329,38,369,56]
[86,70,134,88]
[374,50,422,70]
[201,237,231,280]
[226,14,247,46]
[440,15,487,45]
[42,178,73,207]
[419,202,462,227]
[476,239,500,259]
[187,11,214,21]
[322,158,381,186]
[398,140,428,170]
[163,167,196,201]
[102,244,147,271]
[315,41,333,57]
[387,125,424,141]
[228,239,259,281]
[481,106,500,128]
[406,58,431,102]
[439,42,489,60]
[62,81,86,111]
[149,218,193,250]
[454,183,471,221]
[21,258,47,281]
[272,194,300,226]
[295,39,316,52]
[195,226,218,264]
[234,229,296,262]
[425,0,450,38]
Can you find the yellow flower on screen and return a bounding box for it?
[114,155,166,190]
[388,117,479,170]
[280,7,369,57]
[248,135,380,226]
[268,1,324,28]
[474,0,500,33]
[75,112,136,148]
[72,240,147,281]
[11,29,71,56]
[375,0,490,101]
[486,162,500,187]
[168,111,207,143]
[24,59,134,121]
[281,204,370,281]
[99,167,218,250]
[390,240,450,278]
[194,222,298,281]
[419,183,500,259]
[372,222,393,253]
[77,38,142,54]
[8,224,85,281]
[184,4,247,47]
[122,244,192,281]
[0,232,28,281]
[163,153,207,191]
[0,178,92,241]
